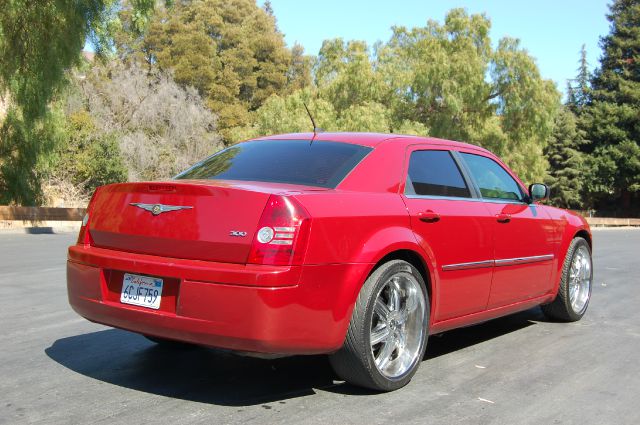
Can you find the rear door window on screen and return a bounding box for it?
[460,153,524,201]
[176,140,372,188]
[405,150,471,198]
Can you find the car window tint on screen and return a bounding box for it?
[460,153,523,201]
[175,140,372,188]
[406,150,471,198]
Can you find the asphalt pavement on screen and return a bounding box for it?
[0,229,638,425]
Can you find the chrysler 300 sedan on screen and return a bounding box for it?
[67,132,593,391]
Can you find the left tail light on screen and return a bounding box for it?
[77,188,100,245]
[247,195,311,266]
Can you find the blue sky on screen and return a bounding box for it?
[263,0,612,93]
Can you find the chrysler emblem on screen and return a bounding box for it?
[130,203,193,216]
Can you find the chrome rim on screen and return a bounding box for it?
[370,272,426,379]
[569,245,592,315]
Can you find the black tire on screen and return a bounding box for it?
[329,260,430,392]
[541,237,593,322]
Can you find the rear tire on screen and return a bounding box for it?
[542,237,592,322]
[329,260,429,391]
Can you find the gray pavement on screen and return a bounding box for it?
[0,229,638,424]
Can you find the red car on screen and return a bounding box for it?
[67,132,593,391]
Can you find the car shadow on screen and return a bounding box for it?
[46,308,543,405]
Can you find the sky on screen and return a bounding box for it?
[262,0,612,94]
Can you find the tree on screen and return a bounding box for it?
[581,0,640,213]
[46,110,127,206]
[77,62,224,182]
[0,107,64,205]
[0,0,160,205]
[377,9,560,182]
[567,44,591,113]
[238,9,560,183]
[545,107,586,208]
[143,0,300,142]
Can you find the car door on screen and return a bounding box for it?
[402,147,494,322]
[458,152,556,308]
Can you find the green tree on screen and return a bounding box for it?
[0,107,64,205]
[143,0,301,142]
[51,110,127,197]
[0,0,159,205]
[545,107,586,208]
[377,9,560,182]
[567,45,591,114]
[582,0,640,213]
[238,9,559,183]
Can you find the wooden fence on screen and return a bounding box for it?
[0,206,86,221]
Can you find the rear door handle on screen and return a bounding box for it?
[418,211,440,223]
[496,213,511,223]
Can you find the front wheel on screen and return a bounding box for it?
[542,237,593,322]
[329,260,429,391]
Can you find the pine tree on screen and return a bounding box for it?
[582,0,640,214]
[545,107,586,208]
[575,45,591,109]
[566,81,578,111]
[567,45,591,113]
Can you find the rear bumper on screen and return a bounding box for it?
[67,244,371,355]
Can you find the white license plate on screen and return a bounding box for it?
[120,273,163,310]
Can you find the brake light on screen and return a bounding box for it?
[77,188,100,245]
[248,195,311,266]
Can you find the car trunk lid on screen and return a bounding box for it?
[88,181,321,263]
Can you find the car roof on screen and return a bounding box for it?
[252,132,492,154]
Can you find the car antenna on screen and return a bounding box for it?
[303,102,323,145]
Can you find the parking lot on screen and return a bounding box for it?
[1,229,638,424]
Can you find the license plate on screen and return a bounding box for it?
[120,273,163,310]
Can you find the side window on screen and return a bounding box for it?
[460,153,524,201]
[406,150,471,198]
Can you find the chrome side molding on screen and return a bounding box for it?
[442,254,554,271]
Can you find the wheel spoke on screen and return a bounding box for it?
[375,336,396,370]
[375,298,391,321]
[388,278,401,312]
[396,328,406,349]
[370,324,390,346]
[398,288,417,324]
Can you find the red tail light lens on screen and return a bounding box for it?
[77,188,100,245]
[248,195,311,266]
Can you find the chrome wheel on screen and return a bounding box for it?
[370,272,426,379]
[569,245,592,315]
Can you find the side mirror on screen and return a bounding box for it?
[529,183,549,203]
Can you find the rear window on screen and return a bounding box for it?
[175,140,372,188]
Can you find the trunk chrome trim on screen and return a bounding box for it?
[442,254,554,271]
[130,203,193,216]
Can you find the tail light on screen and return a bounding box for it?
[77,188,101,245]
[248,195,311,266]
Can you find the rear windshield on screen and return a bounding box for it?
[175,140,372,188]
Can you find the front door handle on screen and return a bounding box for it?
[496,213,511,223]
[419,211,440,223]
